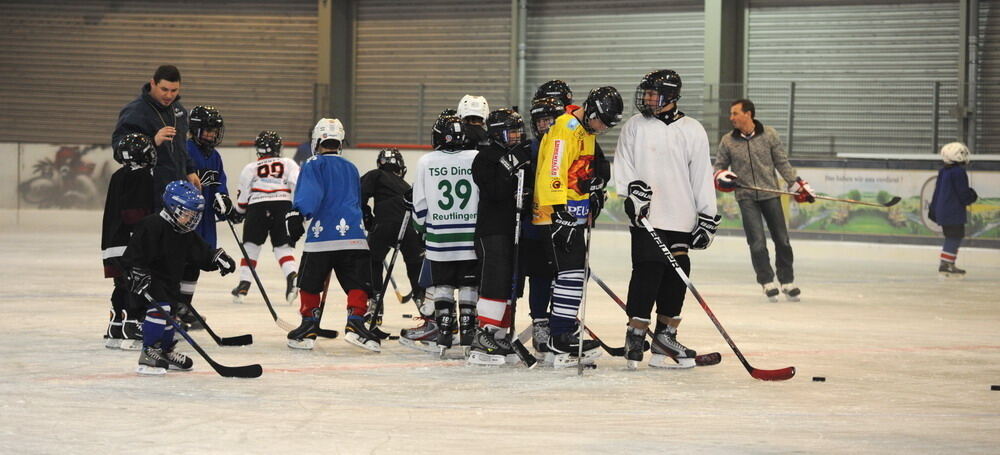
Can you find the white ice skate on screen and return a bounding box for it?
[649,324,696,370]
[781,282,801,302]
[762,282,779,302]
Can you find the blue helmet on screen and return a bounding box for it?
[161,180,205,233]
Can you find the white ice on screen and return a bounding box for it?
[1,210,998,454]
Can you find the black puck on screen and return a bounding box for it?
[812,376,826,382]
[388,335,400,340]
[401,314,412,319]
[991,385,1000,391]
[585,364,597,369]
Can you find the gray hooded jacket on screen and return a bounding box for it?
[714,120,798,202]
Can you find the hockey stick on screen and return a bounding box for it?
[577,221,594,376]
[143,292,262,378]
[368,210,411,337]
[383,260,411,303]
[640,219,794,381]
[507,168,538,369]
[735,183,900,208]
[588,270,721,366]
[182,302,253,347]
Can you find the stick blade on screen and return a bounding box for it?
[512,339,538,369]
[695,352,722,366]
[751,366,796,381]
[400,291,412,303]
[884,196,902,207]
[213,362,263,379]
[219,334,254,346]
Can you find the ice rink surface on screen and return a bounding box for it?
[1,210,998,454]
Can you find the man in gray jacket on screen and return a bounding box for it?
[713,99,815,301]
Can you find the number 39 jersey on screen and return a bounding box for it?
[412,148,480,262]
[235,156,300,212]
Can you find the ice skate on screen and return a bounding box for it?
[435,308,456,358]
[344,316,381,353]
[161,342,194,371]
[547,329,602,369]
[762,282,779,302]
[399,316,440,353]
[458,307,476,347]
[231,280,251,304]
[285,272,299,305]
[467,327,515,366]
[531,319,550,354]
[176,303,203,331]
[120,319,144,351]
[104,310,124,349]
[780,282,801,302]
[938,261,966,278]
[136,345,169,376]
[649,323,697,370]
[624,326,646,370]
[287,313,320,350]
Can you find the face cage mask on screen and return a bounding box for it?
[162,205,203,234]
[195,126,225,148]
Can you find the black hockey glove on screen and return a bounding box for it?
[402,188,415,212]
[623,180,652,228]
[128,267,151,296]
[197,169,221,187]
[285,209,305,243]
[228,210,245,225]
[498,151,529,178]
[690,213,722,250]
[589,189,607,227]
[578,176,606,194]
[550,209,581,252]
[212,248,236,276]
[213,193,235,218]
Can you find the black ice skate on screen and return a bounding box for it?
[458,306,476,347]
[939,261,966,278]
[105,309,125,349]
[399,317,440,353]
[285,272,299,305]
[762,282,779,302]
[287,311,320,350]
[650,324,697,369]
[467,327,515,366]
[231,280,251,304]
[120,319,144,351]
[531,319,550,354]
[136,345,169,376]
[345,315,381,353]
[161,341,194,371]
[547,329,602,369]
[435,308,457,358]
[780,282,801,302]
[624,326,646,370]
[176,303,203,331]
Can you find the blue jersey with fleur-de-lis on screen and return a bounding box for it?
[293,153,369,252]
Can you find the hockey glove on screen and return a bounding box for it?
[589,189,607,226]
[213,193,235,218]
[362,205,375,231]
[713,169,738,192]
[578,176,606,194]
[623,180,652,228]
[197,169,221,187]
[402,188,415,212]
[212,248,236,276]
[550,209,580,252]
[498,151,529,177]
[792,177,816,203]
[690,213,721,250]
[128,267,151,296]
[228,210,245,224]
[285,209,305,243]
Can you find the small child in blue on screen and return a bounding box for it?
[929,142,978,277]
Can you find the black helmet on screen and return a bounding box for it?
[486,108,526,149]
[582,86,624,134]
[377,148,406,177]
[254,130,282,158]
[188,105,225,148]
[432,115,466,150]
[438,108,458,120]
[635,70,682,117]
[534,80,573,107]
[115,132,157,169]
[529,96,565,138]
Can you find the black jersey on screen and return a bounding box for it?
[122,214,219,302]
[360,168,411,226]
[472,142,530,239]
[101,167,155,278]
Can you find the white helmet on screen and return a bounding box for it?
[312,118,345,154]
[457,95,489,121]
[940,141,970,164]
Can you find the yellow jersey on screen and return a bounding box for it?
[532,109,596,225]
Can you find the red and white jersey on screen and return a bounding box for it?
[235,156,299,212]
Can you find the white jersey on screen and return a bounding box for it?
[614,113,716,232]
[411,148,480,262]
[235,156,300,212]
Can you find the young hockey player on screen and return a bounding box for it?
[929,142,978,277]
[411,114,481,356]
[615,70,719,370]
[284,118,381,352]
[179,105,234,328]
[123,180,236,375]
[231,130,301,304]
[458,95,490,149]
[468,108,531,365]
[102,132,157,350]
[534,80,573,108]
[533,86,623,367]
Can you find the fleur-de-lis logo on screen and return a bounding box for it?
[336,218,350,236]
[311,220,324,238]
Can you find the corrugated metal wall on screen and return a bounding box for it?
[353,0,512,146]
[0,0,317,146]
[978,0,1000,155]
[525,0,704,152]
[747,0,960,156]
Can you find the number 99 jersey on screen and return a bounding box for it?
[235,156,300,212]
[411,148,480,262]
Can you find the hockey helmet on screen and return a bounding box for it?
[529,96,565,138]
[534,80,573,108]
[254,130,283,158]
[115,132,157,169]
[161,180,205,234]
[940,142,970,164]
[432,115,466,150]
[582,86,624,134]
[377,148,406,177]
[486,108,526,149]
[457,95,489,122]
[312,118,345,154]
[634,70,682,117]
[438,108,458,120]
[188,105,225,148]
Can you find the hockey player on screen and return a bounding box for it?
[284,118,381,352]
[102,132,156,350]
[179,105,234,328]
[123,180,236,375]
[615,70,719,370]
[458,95,490,149]
[411,114,481,356]
[929,142,978,277]
[533,86,623,367]
[534,80,573,108]
[230,130,301,304]
[468,108,531,365]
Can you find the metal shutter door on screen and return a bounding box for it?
[978,0,1000,154]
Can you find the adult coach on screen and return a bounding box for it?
[112,65,201,207]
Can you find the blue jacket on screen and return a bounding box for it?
[930,165,977,226]
[186,139,228,248]
[294,154,368,252]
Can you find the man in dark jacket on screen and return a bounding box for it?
[112,65,201,209]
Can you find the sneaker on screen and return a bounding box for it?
[458,306,476,346]
[939,261,966,278]
[547,329,602,369]
[344,315,381,352]
[780,282,801,301]
[467,327,515,366]
[104,309,125,349]
[287,312,320,350]
[136,346,169,375]
[399,317,440,353]
[762,282,779,302]
[285,272,299,305]
[531,319,550,353]
[120,319,144,351]
[624,326,646,370]
[650,325,696,369]
[232,280,251,304]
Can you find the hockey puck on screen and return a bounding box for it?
[991,385,1000,391]
[401,314,413,319]
[812,376,826,382]
[585,364,597,369]
[388,335,400,340]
